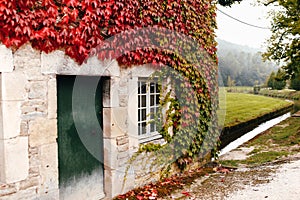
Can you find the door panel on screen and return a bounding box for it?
[57,75,105,199]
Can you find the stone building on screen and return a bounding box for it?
[0,43,177,199]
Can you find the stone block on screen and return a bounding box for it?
[41,51,64,74]
[36,189,59,200]
[39,143,58,195]
[20,120,28,136]
[127,78,139,146]
[29,149,41,171]
[117,151,129,160]
[119,94,128,107]
[103,138,118,170]
[1,72,27,101]
[103,108,127,139]
[117,143,129,152]
[103,77,120,108]
[0,101,21,140]
[0,45,14,72]
[28,81,47,100]
[14,44,40,70]
[0,137,29,183]
[105,59,120,77]
[59,57,120,77]
[29,118,57,147]
[19,176,40,190]
[116,136,129,146]
[1,187,37,200]
[47,78,57,119]
[29,167,39,177]
[0,183,17,197]
[24,65,46,81]
[130,64,156,77]
[103,169,129,199]
[21,100,47,116]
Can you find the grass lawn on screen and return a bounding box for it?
[219,92,294,127]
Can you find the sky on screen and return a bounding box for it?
[216,0,277,49]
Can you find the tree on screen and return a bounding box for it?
[290,73,300,90]
[273,68,286,90]
[218,0,242,6]
[266,69,286,90]
[267,71,276,88]
[227,76,235,87]
[263,0,300,78]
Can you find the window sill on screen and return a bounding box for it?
[139,132,162,144]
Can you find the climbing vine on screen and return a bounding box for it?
[0,0,219,167]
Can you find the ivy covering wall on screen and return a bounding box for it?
[0,0,219,167]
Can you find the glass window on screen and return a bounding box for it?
[137,79,160,137]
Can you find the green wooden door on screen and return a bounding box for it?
[57,75,105,199]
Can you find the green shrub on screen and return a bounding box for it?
[290,73,300,91]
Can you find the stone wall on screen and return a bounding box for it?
[0,44,58,199]
[0,43,178,199]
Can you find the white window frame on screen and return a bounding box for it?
[137,78,162,143]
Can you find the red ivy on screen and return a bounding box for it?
[0,0,220,165]
[0,0,217,65]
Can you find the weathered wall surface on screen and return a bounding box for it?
[0,44,58,199]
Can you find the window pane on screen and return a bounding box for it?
[150,108,155,119]
[141,95,146,107]
[142,122,146,134]
[150,122,155,132]
[141,82,146,93]
[150,107,154,116]
[138,109,141,121]
[156,83,160,93]
[141,109,146,121]
[138,82,141,93]
[138,123,141,135]
[150,95,154,106]
[138,96,140,107]
[150,82,155,93]
[156,94,159,105]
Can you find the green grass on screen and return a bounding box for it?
[245,117,300,147]
[219,160,239,167]
[241,151,289,166]
[219,117,300,167]
[219,93,293,127]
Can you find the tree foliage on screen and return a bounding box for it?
[266,68,286,90]
[217,40,278,86]
[263,0,300,78]
[218,0,242,6]
[290,73,300,90]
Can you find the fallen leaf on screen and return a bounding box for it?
[182,191,191,197]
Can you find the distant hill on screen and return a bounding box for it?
[217,39,261,54]
[217,39,278,86]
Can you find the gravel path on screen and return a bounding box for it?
[167,153,300,200]
[226,158,300,200]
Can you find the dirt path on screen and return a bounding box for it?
[165,153,300,200]
[226,155,300,200]
[166,117,300,200]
